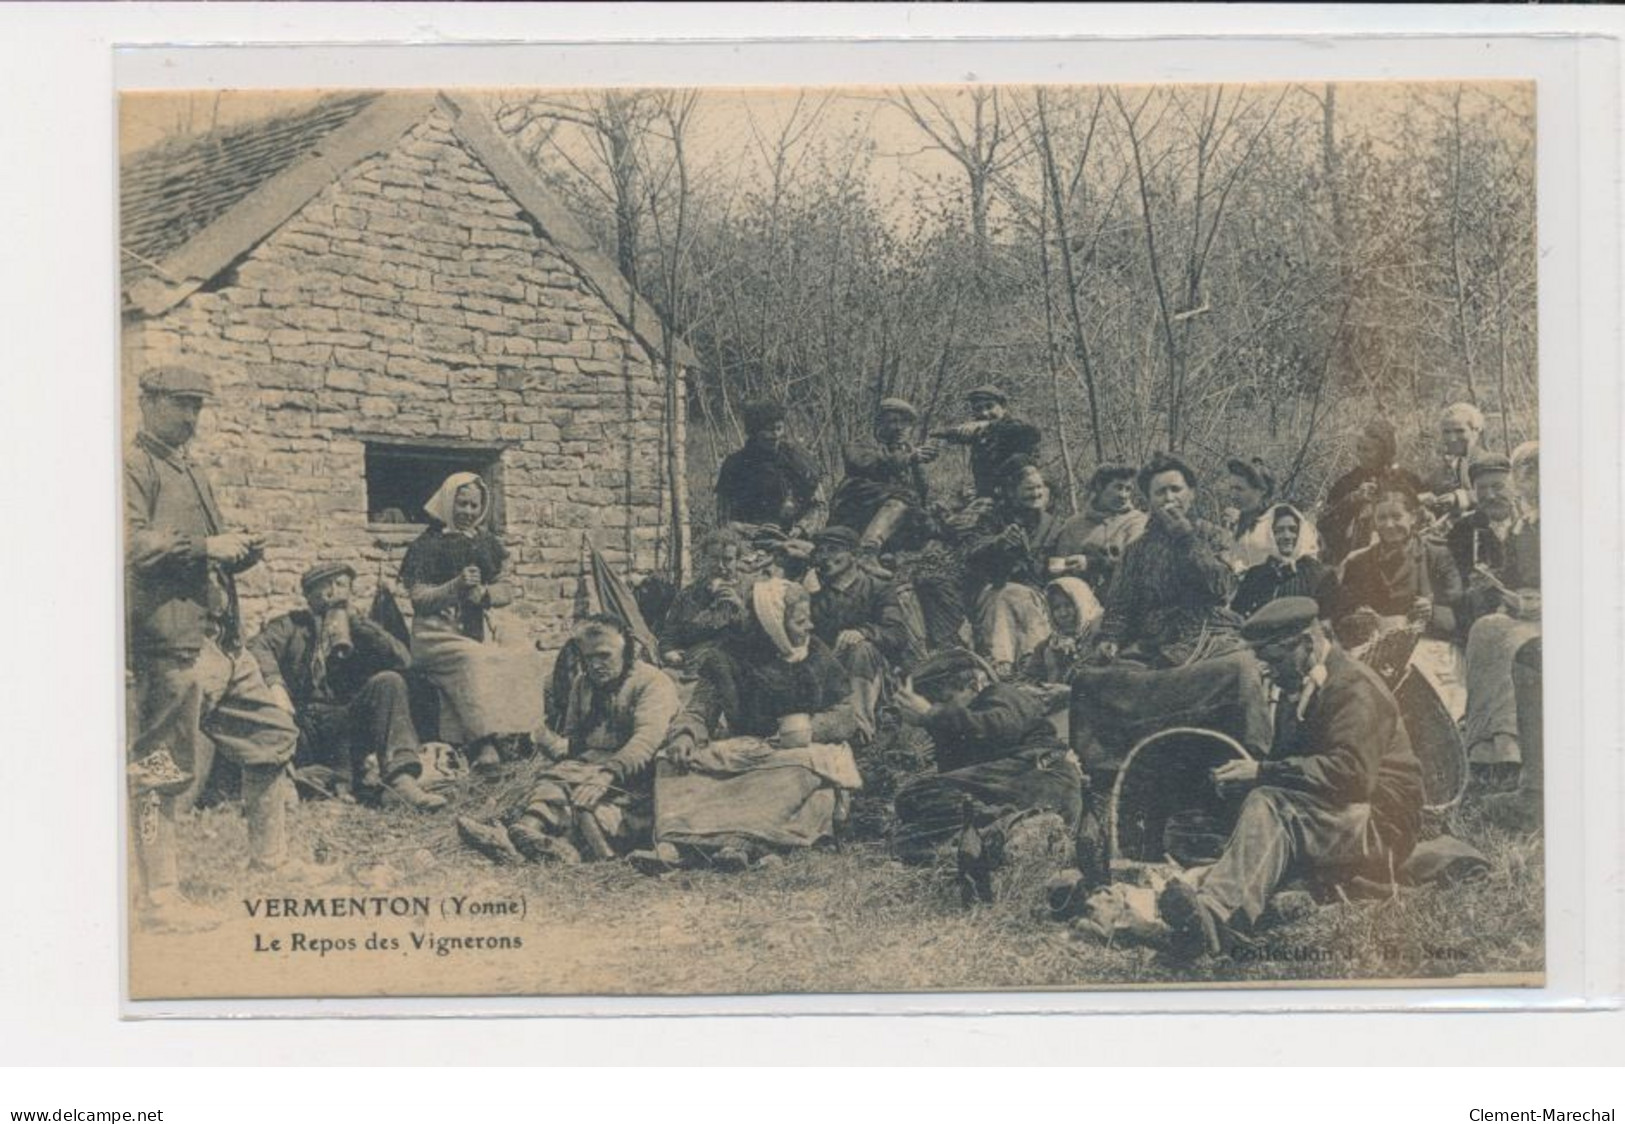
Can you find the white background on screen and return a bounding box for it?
[0,0,1621,1091]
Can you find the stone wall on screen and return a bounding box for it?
[123,105,684,651]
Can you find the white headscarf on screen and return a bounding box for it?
[1232,503,1322,572]
[1044,576,1104,639]
[751,577,809,664]
[1263,504,1319,570]
[422,472,489,537]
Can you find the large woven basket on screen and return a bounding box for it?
[1109,727,1251,865]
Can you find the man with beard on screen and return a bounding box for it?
[933,384,1042,500]
[1448,451,1542,787]
[457,615,680,864]
[1157,598,1424,959]
[1052,463,1149,595]
[714,400,827,537]
[247,562,445,810]
[125,367,308,932]
[808,527,919,742]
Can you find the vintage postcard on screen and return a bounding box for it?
[121,80,1543,1001]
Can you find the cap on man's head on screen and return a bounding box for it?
[300,561,357,595]
[139,366,214,400]
[876,397,919,421]
[1240,596,1320,647]
[811,526,861,553]
[965,383,1007,404]
[1469,454,1513,484]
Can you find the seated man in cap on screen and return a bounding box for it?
[809,527,920,742]
[247,562,445,811]
[1451,444,1542,787]
[1157,597,1424,959]
[126,366,315,932]
[891,649,1087,869]
[932,383,1042,500]
[714,400,828,539]
[828,397,939,561]
[1052,462,1149,595]
[459,615,681,864]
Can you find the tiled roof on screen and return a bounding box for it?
[120,92,382,289]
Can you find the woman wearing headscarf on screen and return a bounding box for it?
[1223,457,1322,573]
[1320,418,1425,564]
[1021,577,1105,689]
[638,578,862,871]
[398,472,514,770]
[1232,504,1336,620]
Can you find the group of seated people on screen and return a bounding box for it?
[438,391,1543,955]
[144,374,1540,958]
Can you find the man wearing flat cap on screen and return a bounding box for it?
[125,366,306,930]
[828,397,939,558]
[714,399,828,537]
[809,526,920,741]
[1446,453,1535,641]
[891,648,1086,868]
[1156,597,1424,959]
[1448,446,1542,784]
[248,562,445,811]
[932,383,1042,500]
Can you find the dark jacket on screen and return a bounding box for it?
[1446,512,1541,638]
[1333,537,1461,641]
[964,507,1063,591]
[941,416,1041,498]
[398,525,508,642]
[1233,556,1335,620]
[669,635,857,747]
[249,609,411,708]
[715,440,826,531]
[922,682,1063,774]
[125,431,254,657]
[1258,647,1424,854]
[829,441,930,533]
[1098,516,1240,663]
[1320,465,1426,563]
[659,578,751,654]
[810,570,917,665]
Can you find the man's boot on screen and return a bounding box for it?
[1485,638,1543,833]
[244,766,330,884]
[388,771,447,812]
[133,793,221,933]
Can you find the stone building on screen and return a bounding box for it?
[121,91,692,651]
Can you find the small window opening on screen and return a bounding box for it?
[364,441,505,531]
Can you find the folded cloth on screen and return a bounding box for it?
[686,736,863,790]
[654,739,863,850]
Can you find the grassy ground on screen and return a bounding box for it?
[164,732,1544,996]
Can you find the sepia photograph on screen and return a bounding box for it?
[120,79,1544,1000]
